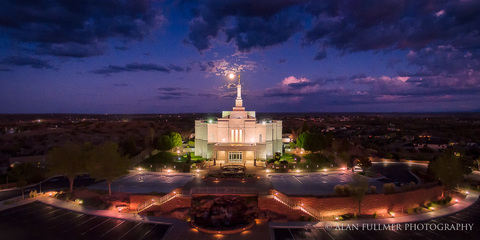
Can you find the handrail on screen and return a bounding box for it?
[137,188,181,213]
[271,189,322,220]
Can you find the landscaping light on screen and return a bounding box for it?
[341,167,346,171]
[196,169,200,173]
[296,170,300,173]
[173,191,176,194]
[335,216,339,221]
[455,199,459,203]
[466,191,470,195]
[266,169,270,173]
[137,167,143,171]
[167,169,171,173]
[430,207,435,210]
[323,168,327,172]
[177,150,180,154]
[390,212,395,217]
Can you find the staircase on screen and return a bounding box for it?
[136,188,181,213]
[271,190,322,220]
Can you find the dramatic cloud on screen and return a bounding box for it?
[92,63,171,75]
[0,56,53,69]
[304,0,480,56]
[0,0,164,58]
[186,0,305,52]
[158,87,190,100]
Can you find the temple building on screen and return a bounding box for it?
[194,76,282,165]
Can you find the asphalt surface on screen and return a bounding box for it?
[272,199,480,240]
[269,172,385,195]
[0,201,170,240]
[88,173,194,194]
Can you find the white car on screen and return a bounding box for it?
[353,166,363,173]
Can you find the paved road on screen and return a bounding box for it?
[0,201,170,240]
[272,199,480,240]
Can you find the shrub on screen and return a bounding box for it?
[409,181,416,189]
[82,197,111,210]
[407,208,415,214]
[57,192,75,201]
[343,185,352,196]
[373,212,377,218]
[334,185,344,196]
[383,183,395,194]
[308,216,313,221]
[370,185,376,194]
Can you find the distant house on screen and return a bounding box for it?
[9,155,47,166]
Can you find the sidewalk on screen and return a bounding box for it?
[271,190,480,228]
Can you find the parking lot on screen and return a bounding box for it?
[88,173,195,193]
[269,172,385,195]
[0,201,170,240]
[272,200,480,240]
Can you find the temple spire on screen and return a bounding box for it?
[235,75,243,107]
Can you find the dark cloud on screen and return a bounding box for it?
[0,0,163,58]
[185,0,306,52]
[92,63,171,75]
[113,83,128,87]
[158,87,190,100]
[168,64,185,72]
[305,0,480,55]
[0,56,53,69]
[114,46,129,51]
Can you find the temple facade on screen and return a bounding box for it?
[194,78,282,165]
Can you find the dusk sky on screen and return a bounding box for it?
[1,0,479,114]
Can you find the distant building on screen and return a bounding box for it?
[194,77,282,165]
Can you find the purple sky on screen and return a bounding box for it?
[1,0,479,113]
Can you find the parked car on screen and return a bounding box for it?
[353,166,363,173]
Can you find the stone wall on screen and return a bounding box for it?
[288,185,444,217]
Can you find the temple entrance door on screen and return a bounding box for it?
[228,151,243,164]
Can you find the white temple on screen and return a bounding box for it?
[194,76,282,165]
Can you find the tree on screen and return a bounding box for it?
[8,163,46,199]
[87,142,129,196]
[349,174,369,215]
[429,151,463,189]
[357,156,372,171]
[158,135,174,151]
[296,132,307,148]
[47,142,88,192]
[170,132,183,148]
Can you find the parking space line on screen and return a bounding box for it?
[64,216,96,232]
[12,205,53,218]
[119,221,142,239]
[0,203,39,216]
[48,211,73,221]
[139,224,157,240]
[100,220,125,237]
[287,228,296,240]
[292,176,302,184]
[322,228,335,240]
[81,218,111,235]
[46,213,84,231]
